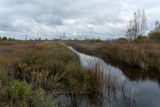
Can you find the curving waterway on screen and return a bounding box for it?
[68,47,160,107]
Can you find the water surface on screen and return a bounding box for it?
[69,47,160,107]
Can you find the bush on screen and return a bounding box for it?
[32,88,46,106]
[134,35,147,43]
[148,31,160,42]
[10,80,32,102]
[115,38,128,43]
[1,36,8,40]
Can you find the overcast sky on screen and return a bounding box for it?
[0,0,160,39]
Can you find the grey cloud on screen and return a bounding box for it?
[0,0,159,39]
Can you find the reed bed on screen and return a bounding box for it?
[0,41,110,107]
[70,41,160,72]
[0,40,136,107]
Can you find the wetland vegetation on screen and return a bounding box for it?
[0,41,110,107]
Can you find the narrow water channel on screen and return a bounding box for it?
[69,47,160,107]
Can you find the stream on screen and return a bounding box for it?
[68,47,160,107]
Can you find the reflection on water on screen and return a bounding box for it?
[67,47,160,107]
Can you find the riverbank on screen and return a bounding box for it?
[0,41,105,107]
[69,40,160,72]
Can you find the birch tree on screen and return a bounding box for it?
[154,21,160,32]
[126,10,147,40]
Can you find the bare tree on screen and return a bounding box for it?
[141,10,147,35]
[62,32,66,40]
[25,35,28,41]
[154,21,160,32]
[126,10,147,40]
[126,21,134,40]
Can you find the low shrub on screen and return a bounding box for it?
[10,80,32,103]
[115,38,128,43]
[134,35,147,43]
[148,31,160,42]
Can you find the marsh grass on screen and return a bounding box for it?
[0,41,115,107]
[70,41,160,72]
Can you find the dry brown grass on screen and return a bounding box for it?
[70,41,160,72]
[0,40,111,106]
